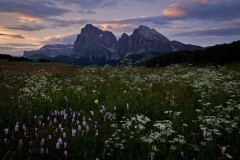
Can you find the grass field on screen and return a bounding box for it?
[0,60,240,159]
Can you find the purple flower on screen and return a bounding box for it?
[15,125,19,132]
[78,125,81,131]
[203,130,207,137]
[83,121,87,127]
[90,111,94,116]
[64,142,67,148]
[64,113,67,119]
[58,138,63,145]
[46,148,49,154]
[150,155,154,160]
[56,142,60,149]
[102,105,105,111]
[114,106,117,110]
[48,135,52,139]
[4,128,8,135]
[72,129,76,137]
[40,148,44,154]
[126,103,129,110]
[63,132,66,137]
[181,151,184,157]
[4,138,7,144]
[86,126,89,132]
[64,151,67,156]
[222,146,226,155]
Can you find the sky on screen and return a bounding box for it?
[0,0,240,56]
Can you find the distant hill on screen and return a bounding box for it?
[146,40,240,67]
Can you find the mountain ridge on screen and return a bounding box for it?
[24,24,203,63]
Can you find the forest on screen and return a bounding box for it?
[146,40,240,67]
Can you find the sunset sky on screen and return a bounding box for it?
[0,0,240,56]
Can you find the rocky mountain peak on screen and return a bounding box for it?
[72,24,117,60]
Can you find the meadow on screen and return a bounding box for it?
[0,61,240,160]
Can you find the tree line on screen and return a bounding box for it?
[146,40,240,67]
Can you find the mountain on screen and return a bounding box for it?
[24,44,73,57]
[23,24,203,65]
[72,24,117,61]
[112,25,202,59]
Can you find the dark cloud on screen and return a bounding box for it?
[48,18,100,28]
[173,26,240,37]
[0,43,40,47]
[40,34,77,44]
[0,0,70,19]
[0,46,15,50]
[0,33,25,39]
[78,10,97,14]
[3,25,47,31]
[54,0,155,9]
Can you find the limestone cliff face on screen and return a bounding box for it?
[112,25,202,58]
[72,24,117,60]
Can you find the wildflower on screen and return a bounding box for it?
[61,128,64,132]
[64,113,67,119]
[46,148,49,154]
[64,142,67,148]
[83,121,87,127]
[203,130,207,137]
[19,139,23,146]
[95,100,99,104]
[72,129,76,137]
[181,151,184,157]
[4,128,8,135]
[222,146,226,155]
[78,125,81,131]
[64,151,67,156]
[56,142,60,149]
[4,138,7,144]
[126,103,129,110]
[15,125,18,132]
[90,111,94,116]
[102,105,105,111]
[40,148,44,154]
[58,138,63,145]
[100,110,103,113]
[48,135,52,139]
[150,155,154,160]
[54,118,57,123]
[86,126,89,132]
[63,132,66,138]
[114,106,117,110]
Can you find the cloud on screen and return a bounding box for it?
[162,0,240,21]
[41,34,77,44]
[3,25,47,31]
[0,43,40,47]
[173,25,240,37]
[0,33,25,39]
[78,10,97,14]
[54,0,156,9]
[0,0,70,20]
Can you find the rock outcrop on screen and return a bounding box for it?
[112,25,202,58]
[24,44,73,57]
[72,24,117,61]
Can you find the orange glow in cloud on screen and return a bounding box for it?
[162,4,188,18]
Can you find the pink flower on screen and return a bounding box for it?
[222,146,226,155]
[181,151,184,157]
[4,128,8,135]
[40,148,44,154]
[72,129,76,137]
[56,142,60,149]
[64,142,67,148]
[150,155,154,160]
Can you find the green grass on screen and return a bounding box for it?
[0,62,240,159]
